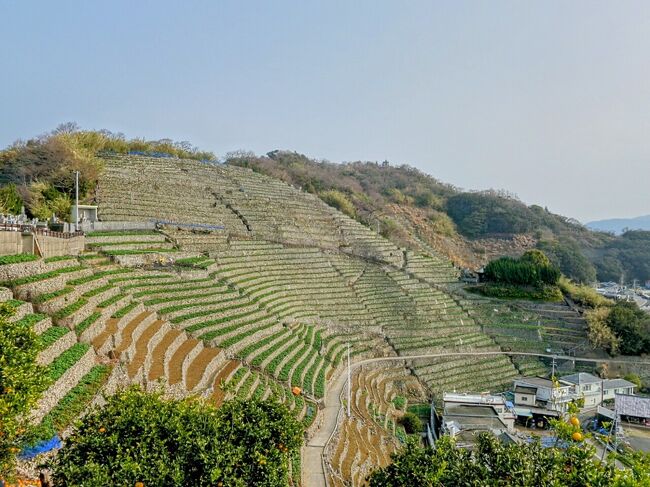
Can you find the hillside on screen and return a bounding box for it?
[2,148,605,483]
[226,150,650,284]
[587,214,650,235]
[0,131,645,485]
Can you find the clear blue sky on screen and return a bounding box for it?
[1,1,648,222]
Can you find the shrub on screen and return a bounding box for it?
[585,307,619,354]
[607,301,650,355]
[320,190,356,218]
[484,251,560,287]
[559,277,611,308]
[0,303,49,479]
[538,239,597,284]
[367,433,650,486]
[392,396,407,411]
[399,412,422,434]
[0,183,23,214]
[470,283,563,302]
[51,388,303,487]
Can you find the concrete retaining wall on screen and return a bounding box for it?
[80,221,155,232]
[0,232,84,258]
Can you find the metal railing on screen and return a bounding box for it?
[0,223,83,239]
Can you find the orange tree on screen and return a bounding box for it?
[51,387,303,486]
[0,303,49,480]
[367,433,650,486]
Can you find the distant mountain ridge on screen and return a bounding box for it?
[587,215,650,235]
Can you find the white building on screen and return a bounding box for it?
[602,378,636,401]
[513,377,577,413]
[440,393,517,448]
[515,373,636,411]
[560,373,603,408]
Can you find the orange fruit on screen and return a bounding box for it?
[572,432,583,442]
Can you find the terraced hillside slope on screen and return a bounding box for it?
[92,155,519,396]
[97,154,405,266]
[3,154,541,483]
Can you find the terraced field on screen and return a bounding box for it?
[326,364,425,486]
[455,288,590,356]
[0,154,561,484]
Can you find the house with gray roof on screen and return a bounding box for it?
[602,378,636,401]
[560,373,635,407]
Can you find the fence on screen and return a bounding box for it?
[0,223,83,239]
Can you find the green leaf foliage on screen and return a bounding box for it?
[0,253,39,266]
[51,388,303,487]
[368,433,650,486]
[484,250,560,287]
[399,412,422,434]
[0,303,50,478]
[606,301,650,355]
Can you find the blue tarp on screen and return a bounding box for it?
[526,436,569,449]
[19,435,62,459]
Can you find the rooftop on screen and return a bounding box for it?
[516,377,567,389]
[603,378,636,389]
[443,392,506,406]
[514,385,537,395]
[444,404,500,418]
[561,372,602,385]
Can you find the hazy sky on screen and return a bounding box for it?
[1,1,648,222]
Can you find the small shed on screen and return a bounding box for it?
[70,205,98,224]
[514,385,537,406]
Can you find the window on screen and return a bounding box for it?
[521,396,528,402]
[584,384,591,391]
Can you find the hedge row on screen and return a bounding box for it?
[112,301,139,319]
[186,309,260,333]
[68,268,131,286]
[76,311,101,336]
[27,365,111,445]
[0,253,38,265]
[133,280,214,299]
[2,265,85,287]
[15,313,48,331]
[33,286,73,304]
[102,248,176,256]
[97,293,126,308]
[39,326,69,348]
[53,298,88,321]
[43,255,76,263]
[218,322,277,348]
[47,343,91,382]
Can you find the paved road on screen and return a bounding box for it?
[303,350,650,486]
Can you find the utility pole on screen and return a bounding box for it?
[74,170,80,232]
[347,342,351,418]
[551,355,557,378]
